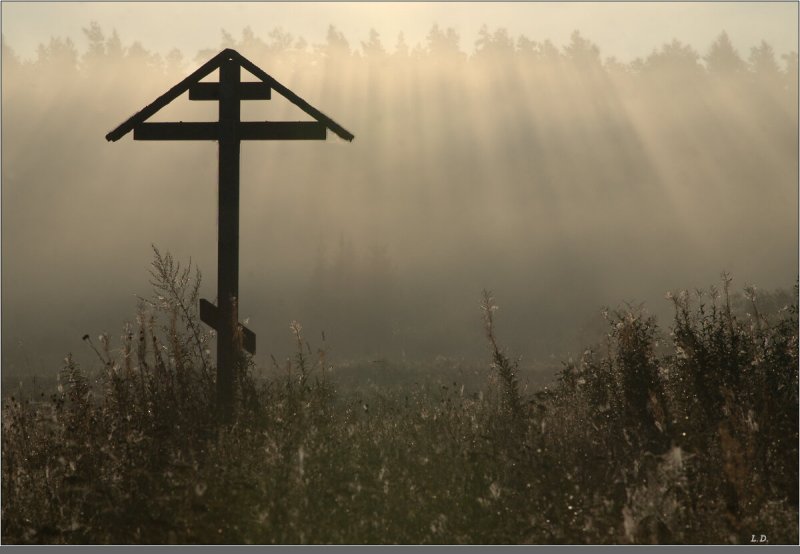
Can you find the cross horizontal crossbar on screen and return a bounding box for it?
[189,82,271,101]
[134,122,217,140]
[200,299,256,355]
[133,121,327,141]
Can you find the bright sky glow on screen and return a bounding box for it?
[2,1,797,61]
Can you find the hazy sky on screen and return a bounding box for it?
[2,1,797,61]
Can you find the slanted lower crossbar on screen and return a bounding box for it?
[199,298,256,355]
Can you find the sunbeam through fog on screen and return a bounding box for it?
[2,15,797,379]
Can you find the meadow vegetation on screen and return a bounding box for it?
[2,251,797,544]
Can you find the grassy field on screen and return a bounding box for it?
[2,251,797,544]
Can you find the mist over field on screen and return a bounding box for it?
[2,23,797,378]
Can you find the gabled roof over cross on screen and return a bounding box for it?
[105,48,355,142]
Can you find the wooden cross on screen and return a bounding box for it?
[106,49,354,422]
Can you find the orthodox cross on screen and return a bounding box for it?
[106,49,354,422]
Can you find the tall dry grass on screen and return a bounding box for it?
[2,252,796,544]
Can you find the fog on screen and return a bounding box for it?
[2,25,797,377]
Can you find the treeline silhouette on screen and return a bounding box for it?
[5,23,798,86]
[2,24,797,372]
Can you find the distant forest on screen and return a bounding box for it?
[2,24,797,371]
[4,23,798,84]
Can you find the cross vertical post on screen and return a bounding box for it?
[216,57,242,422]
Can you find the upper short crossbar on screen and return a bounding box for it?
[189,81,271,101]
